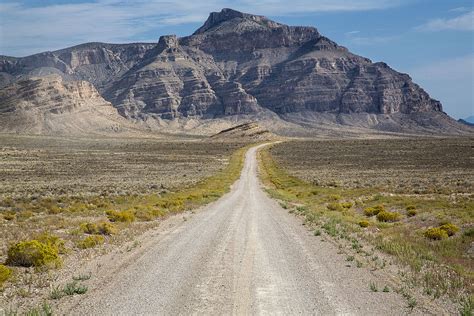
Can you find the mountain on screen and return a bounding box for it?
[458,118,474,127]
[0,8,470,136]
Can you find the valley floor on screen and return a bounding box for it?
[0,137,471,315]
[58,144,419,315]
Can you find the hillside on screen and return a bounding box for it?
[0,75,139,135]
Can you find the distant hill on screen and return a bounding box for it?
[462,116,474,123]
[458,117,474,127]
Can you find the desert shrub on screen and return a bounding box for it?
[376,211,401,222]
[0,264,12,287]
[364,204,385,217]
[329,194,341,201]
[464,227,474,237]
[460,295,473,316]
[155,197,184,211]
[359,220,370,228]
[35,232,67,254]
[67,202,89,213]
[17,210,34,221]
[80,222,98,234]
[63,281,88,295]
[134,209,154,221]
[47,205,62,214]
[2,211,16,221]
[327,202,343,211]
[105,210,135,223]
[424,227,449,240]
[296,206,307,213]
[6,240,61,267]
[439,223,459,236]
[77,235,104,249]
[341,202,353,209]
[80,222,116,235]
[1,197,14,207]
[322,220,338,237]
[24,302,53,316]
[151,208,166,218]
[407,209,417,217]
[406,205,416,211]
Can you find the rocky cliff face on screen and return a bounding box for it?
[0,8,462,136]
[0,43,155,91]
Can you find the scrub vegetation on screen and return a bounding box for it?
[0,134,251,313]
[259,137,473,311]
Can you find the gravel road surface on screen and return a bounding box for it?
[72,144,408,315]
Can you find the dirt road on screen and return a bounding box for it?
[72,144,408,315]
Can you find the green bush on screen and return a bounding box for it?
[80,222,117,235]
[424,227,449,240]
[376,211,401,222]
[77,235,105,249]
[63,281,88,295]
[407,209,417,217]
[364,204,385,217]
[439,223,459,236]
[105,210,135,223]
[359,220,370,228]
[0,264,12,287]
[6,240,61,267]
[406,205,416,211]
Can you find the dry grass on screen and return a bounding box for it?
[271,138,472,194]
[0,134,243,198]
[0,133,252,312]
[259,137,473,310]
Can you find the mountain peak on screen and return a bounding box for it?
[157,35,179,51]
[193,8,274,35]
[212,8,252,20]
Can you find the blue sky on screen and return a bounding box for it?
[0,0,472,119]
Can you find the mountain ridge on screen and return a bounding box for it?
[0,8,470,136]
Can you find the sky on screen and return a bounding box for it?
[0,0,472,119]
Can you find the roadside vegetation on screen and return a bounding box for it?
[0,134,252,312]
[259,138,473,313]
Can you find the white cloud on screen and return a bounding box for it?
[343,29,399,46]
[416,11,474,32]
[0,0,405,56]
[409,54,474,80]
[449,7,469,13]
[348,35,399,46]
